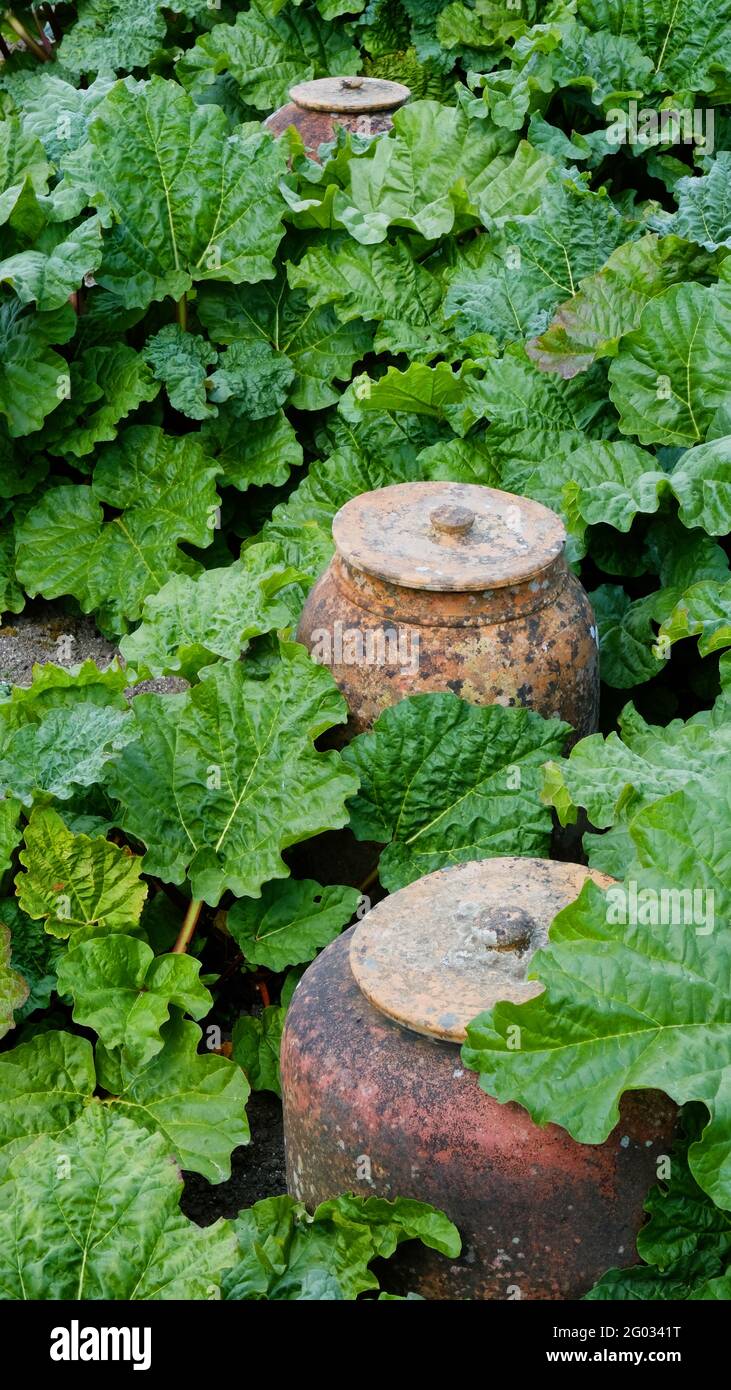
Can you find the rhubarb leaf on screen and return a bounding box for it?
[104,645,358,903]
[96,1016,250,1182]
[56,935,212,1068]
[16,808,147,940]
[343,693,569,891]
[15,426,221,634]
[228,878,359,970]
[463,854,731,1209]
[119,543,306,681]
[74,76,288,309]
[0,1106,237,1299]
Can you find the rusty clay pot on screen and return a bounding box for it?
[264,76,410,158]
[296,481,600,744]
[281,858,677,1301]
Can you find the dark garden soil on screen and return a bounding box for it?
[182,1091,287,1224]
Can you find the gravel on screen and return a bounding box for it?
[0,599,188,696]
[0,602,117,686]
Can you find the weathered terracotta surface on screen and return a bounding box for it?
[296,483,600,743]
[349,858,613,1042]
[282,885,677,1299]
[264,75,410,157]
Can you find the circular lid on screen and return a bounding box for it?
[332,482,566,591]
[289,76,411,114]
[349,858,613,1042]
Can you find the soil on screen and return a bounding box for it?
[0,602,117,685]
[181,1091,287,1225]
[0,599,187,696]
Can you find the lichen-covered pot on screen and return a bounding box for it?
[296,482,600,742]
[264,75,410,157]
[281,858,676,1301]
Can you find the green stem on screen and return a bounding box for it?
[358,865,380,897]
[4,9,49,60]
[172,899,202,954]
[176,292,188,332]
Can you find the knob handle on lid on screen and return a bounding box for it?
[340,76,364,89]
[430,504,475,537]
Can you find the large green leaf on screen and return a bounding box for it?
[200,409,302,492]
[0,1030,96,1178]
[527,233,713,377]
[333,100,516,244]
[0,659,128,735]
[668,154,731,252]
[207,339,295,420]
[0,897,59,1020]
[657,579,731,657]
[56,935,212,1068]
[198,273,372,412]
[232,1006,286,1097]
[0,1021,247,1184]
[15,426,220,634]
[0,797,22,875]
[228,878,359,970]
[502,438,666,557]
[462,834,731,1209]
[0,216,104,312]
[98,1016,250,1183]
[0,702,136,807]
[11,72,116,164]
[550,21,655,103]
[32,343,160,461]
[591,583,670,688]
[74,77,288,309]
[177,1,360,111]
[542,702,731,831]
[142,325,217,421]
[119,543,306,681]
[0,300,76,437]
[625,781,731,925]
[669,435,731,534]
[288,238,449,359]
[477,140,554,225]
[0,921,28,1041]
[466,345,610,435]
[444,169,632,350]
[579,0,731,95]
[223,1193,460,1300]
[343,693,569,891]
[58,0,167,76]
[0,1106,236,1299]
[349,359,480,435]
[261,444,423,579]
[16,808,148,940]
[608,282,731,446]
[105,645,358,904]
[0,112,51,229]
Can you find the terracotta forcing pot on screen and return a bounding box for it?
[296,482,600,742]
[264,75,411,157]
[281,858,677,1300]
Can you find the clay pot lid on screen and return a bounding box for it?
[332,482,566,591]
[349,858,613,1043]
[288,76,411,114]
